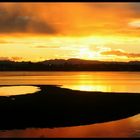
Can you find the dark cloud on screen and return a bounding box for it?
[101,50,140,58]
[0,8,57,34]
[129,3,140,15]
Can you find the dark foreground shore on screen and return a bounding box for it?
[0,85,139,130]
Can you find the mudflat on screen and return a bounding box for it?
[0,85,139,130]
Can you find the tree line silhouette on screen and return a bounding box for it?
[0,58,140,71]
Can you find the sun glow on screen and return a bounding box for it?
[64,85,110,92]
[77,47,98,60]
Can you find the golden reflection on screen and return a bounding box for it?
[0,86,40,96]
[62,73,110,92]
[66,85,109,92]
[0,72,139,93]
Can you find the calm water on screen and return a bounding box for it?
[0,71,140,93]
[0,71,139,138]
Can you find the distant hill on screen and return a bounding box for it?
[0,58,140,71]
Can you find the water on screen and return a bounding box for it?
[0,71,140,93]
[0,71,139,138]
[0,86,40,96]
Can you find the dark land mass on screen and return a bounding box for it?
[0,58,140,71]
[0,85,139,130]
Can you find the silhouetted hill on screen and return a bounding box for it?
[0,59,140,71]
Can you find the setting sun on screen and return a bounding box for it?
[78,48,93,60]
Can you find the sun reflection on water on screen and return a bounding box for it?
[64,85,109,92]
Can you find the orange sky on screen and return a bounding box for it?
[0,2,140,62]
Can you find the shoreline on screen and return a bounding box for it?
[0,85,139,130]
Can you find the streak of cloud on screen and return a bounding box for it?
[128,20,140,28]
[34,46,60,49]
[0,56,23,61]
[101,49,140,58]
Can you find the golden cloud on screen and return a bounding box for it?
[101,49,140,58]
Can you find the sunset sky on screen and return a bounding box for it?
[0,2,140,62]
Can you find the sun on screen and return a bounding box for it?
[78,48,93,59]
[78,47,95,60]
